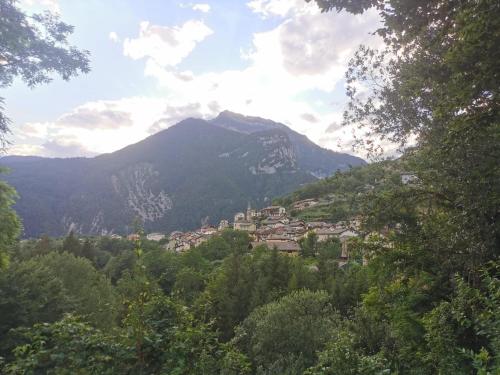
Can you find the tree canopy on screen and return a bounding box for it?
[0,0,90,145]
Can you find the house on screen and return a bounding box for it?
[146,232,165,242]
[249,239,301,256]
[127,233,140,241]
[266,234,291,241]
[200,226,217,235]
[260,205,286,218]
[234,212,246,222]
[218,220,230,231]
[175,240,191,252]
[233,221,257,232]
[246,204,259,220]
[288,219,306,228]
[314,227,358,243]
[306,221,329,230]
[261,217,289,227]
[169,231,183,240]
[292,198,319,211]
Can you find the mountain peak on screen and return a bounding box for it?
[211,110,283,134]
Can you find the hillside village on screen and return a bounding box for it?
[134,201,361,262]
[105,170,420,260]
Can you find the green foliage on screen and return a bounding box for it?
[0,0,90,146]
[39,252,117,330]
[0,170,20,268]
[61,230,81,255]
[3,315,132,375]
[105,249,136,284]
[0,259,69,358]
[173,267,206,304]
[305,329,389,375]
[199,248,316,341]
[276,161,400,223]
[233,290,339,374]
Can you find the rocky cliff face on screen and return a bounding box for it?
[112,163,173,222]
[248,131,297,175]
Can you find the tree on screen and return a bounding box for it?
[0,0,89,268]
[39,252,117,330]
[299,1,500,371]
[3,315,133,375]
[81,237,96,263]
[34,234,52,256]
[0,171,19,268]
[0,0,90,145]
[310,0,500,281]
[0,259,69,358]
[61,230,81,256]
[299,231,318,258]
[173,267,206,304]
[232,290,339,374]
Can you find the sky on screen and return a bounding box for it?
[4,0,385,158]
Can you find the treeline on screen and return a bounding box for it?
[1,229,365,374]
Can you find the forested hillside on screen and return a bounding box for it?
[275,160,402,223]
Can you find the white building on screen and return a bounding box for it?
[234,221,257,232]
[147,232,166,242]
[234,212,246,222]
[218,219,230,231]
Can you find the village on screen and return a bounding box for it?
[136,200,361,261]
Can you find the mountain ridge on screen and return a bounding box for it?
[1,111,365,237]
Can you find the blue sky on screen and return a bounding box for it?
[5,0,383,158]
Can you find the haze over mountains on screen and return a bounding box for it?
[1,111,365,237]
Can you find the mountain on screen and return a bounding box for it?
[211,111,360,178]
[1,112,365,237]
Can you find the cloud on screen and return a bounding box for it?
[148,102,204,134]
[123,20,213,67]
[42,136,97,158]
[56,106,133,129]
[12,2,394,159]
[133,5,383,156]
[279,9,381,75]
[20,0,60,13]
[300,113,319,123]
[247,0,310,18]
[9,98,224,157]
[8,136,96,158]
[325,121,341,133]
[192,3,211,13]
[109,31,119,43]
[6,143,45,156]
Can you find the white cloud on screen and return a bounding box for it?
[192,3,211,13]
[247,0,311,18]
[135,6,383,156]
[11,2,392,159]
[56,105,133,129]
[9,98,220,157]
[42,136,97,158]
[123,20,213,67]
[148,102,204,134]
[109,31,119,43]
[7,143,46,156]
[20,0,60,13]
